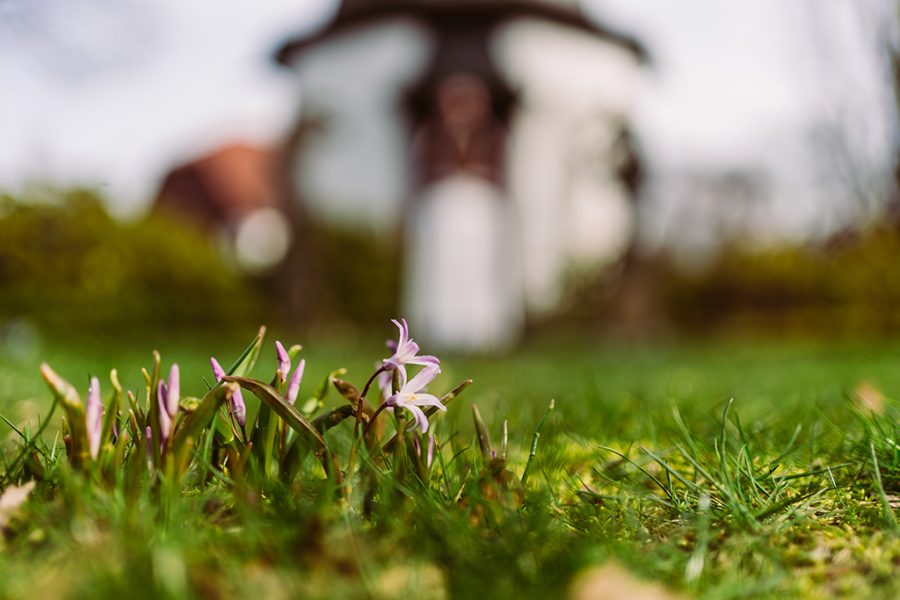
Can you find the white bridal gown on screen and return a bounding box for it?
[405,174,524,353]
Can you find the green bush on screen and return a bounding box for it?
[301,220,402,327]
[661,227,900,335]
[0,189,261,332]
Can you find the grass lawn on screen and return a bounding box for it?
[1,329,899,599]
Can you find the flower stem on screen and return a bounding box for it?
[345,365,387,483]
[363,403,389,439]
[359,366,385,402]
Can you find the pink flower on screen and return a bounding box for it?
[385,364,446,433]
[166,364,179,416]
[382,319,440,378]
[211,357,246,427]
[285,358,305,406]
[85,376,103,459]
[274,340,305,405]
[158,382,172,444]
[275,341,291,383]
[158,364,180,445]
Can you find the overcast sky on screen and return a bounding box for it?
[0,0,894,226]
[0,0,329,215]
[594,0,893,165]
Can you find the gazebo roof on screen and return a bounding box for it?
[274,0,647,66]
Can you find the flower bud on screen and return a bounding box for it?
[86,376,103,459]
[166,364,180,416]
[286,358,305,406]
[39,363,82,409]
[275,341,291,383]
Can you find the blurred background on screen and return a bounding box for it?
[1,0,899,355]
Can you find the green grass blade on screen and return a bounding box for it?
[869,441,900,534]
[521,398,556,488]
[226,326,266,378]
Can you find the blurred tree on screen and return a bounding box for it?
[885,0,900,222]
[804,0,897,225]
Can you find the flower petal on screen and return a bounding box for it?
[86,376,103,459]
[408,354,441,370]
[167,364,180,416]
[397,365,408,391]
[406,404,429,434]
[210,357,226,381]
[286,358,305,406]
[275,341,291,382]
[377,367,393,401]
[231,386,247,428]
[158,383,172,442]
[400,319,410,348]
[404,364,439,395]
[409,393,445,411]
[399,340,420,362]
[391,319,408,349]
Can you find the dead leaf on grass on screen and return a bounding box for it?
[853,381,884,414]
[568,562,685,600]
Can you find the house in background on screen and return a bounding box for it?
[154,143,294,275]
[273,0,648,351]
